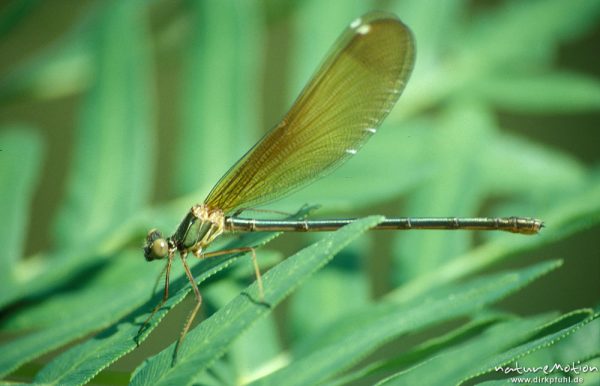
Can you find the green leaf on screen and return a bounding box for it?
[390,176,600,302]
[0,5,94,102]
[377,316,551,385]
[475,73,600,113]
[2,193,204,308]
[377,309,596,386]
[288,0,368,102]
[0,0,40,37]
[28,229,282,386]
[203,280,282,384]
[394,0,600,120]
[391,0,466,70]
[0,128,42,291]
[326,311,515,386]
[129,216,383,386]
[172,0,265,196]
[461,0,600,70]
[471,310,598,385]
[0,251,155,379]
[253,260,562,386]
[289,241,371,339]
[550,313,600,364]
[52,0,154,248]
[393,103,495,282]
[481,132,586,199]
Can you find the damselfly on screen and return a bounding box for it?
[140,11,542,354]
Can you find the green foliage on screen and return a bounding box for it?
[131,217,383,386]
[0,128,41,287]
[0,0,599,385]
[377,309,599,385]
[52,1,155,248]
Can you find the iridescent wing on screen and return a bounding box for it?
[204,12,415,214]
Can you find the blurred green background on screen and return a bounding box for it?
[1,0,599,384]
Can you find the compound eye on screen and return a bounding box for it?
[144,229,169,261]
[150,238,169,260]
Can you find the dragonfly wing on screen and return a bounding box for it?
[204,12,415,213]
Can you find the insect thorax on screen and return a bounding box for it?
[172,204,225,255]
